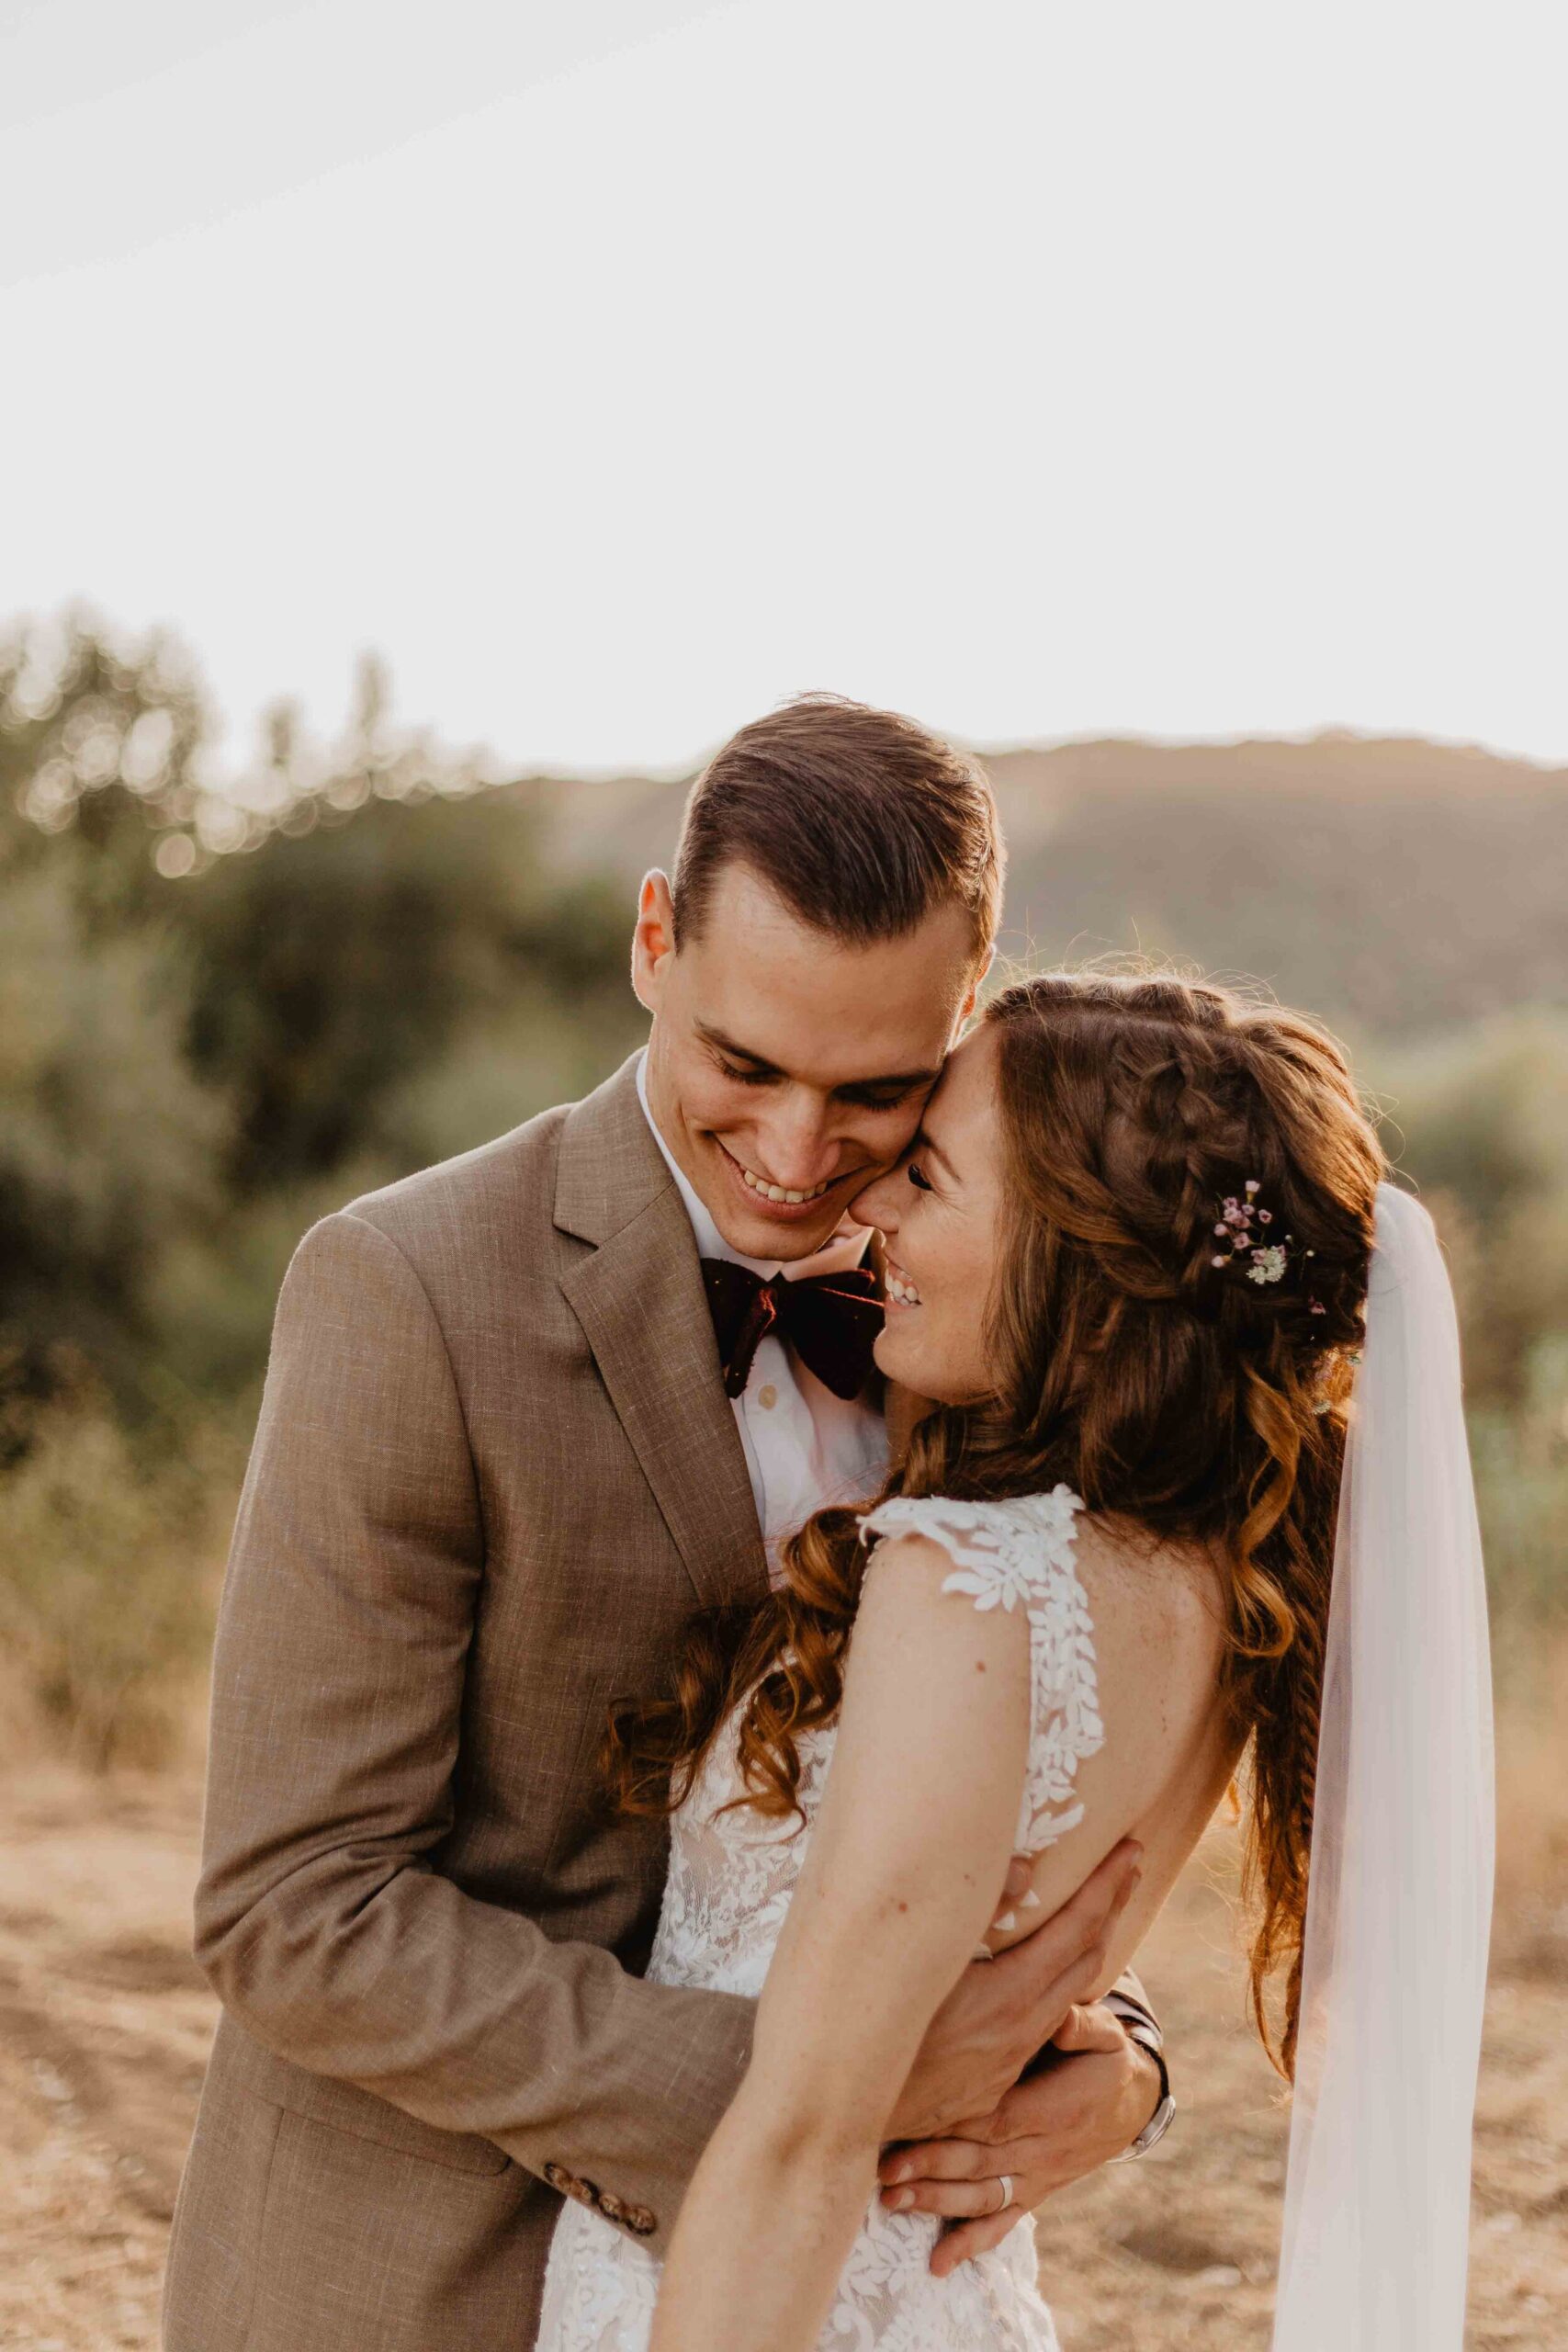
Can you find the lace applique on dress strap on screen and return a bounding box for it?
[857,1489,1103,1852]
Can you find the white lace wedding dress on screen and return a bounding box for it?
[535,1487,1103,2352]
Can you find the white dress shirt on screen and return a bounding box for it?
[637,1052,889,1578]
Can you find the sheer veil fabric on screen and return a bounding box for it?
[1272,1183,1495,2350]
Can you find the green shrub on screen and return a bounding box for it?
[1371,1012,1568,1407]
[1470,1338,1568,1661]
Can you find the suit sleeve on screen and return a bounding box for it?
[193,1209,754,2249]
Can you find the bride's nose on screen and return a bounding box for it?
[849,1166,901,1233]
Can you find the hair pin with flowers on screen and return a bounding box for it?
[1211,1179,1326,1314]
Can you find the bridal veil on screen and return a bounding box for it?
[1272,1182,1495,2350]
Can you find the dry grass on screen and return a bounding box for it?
[0,1764,209,2352]
[0,1400,235,1773]
[1,1659,1564,2352]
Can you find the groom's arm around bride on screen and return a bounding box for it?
[161,1130,1134,2352]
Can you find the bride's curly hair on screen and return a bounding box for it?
[604,971,1386,2075]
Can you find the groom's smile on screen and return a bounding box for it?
[700,1094,897,1239]
[715,1137,835,1211]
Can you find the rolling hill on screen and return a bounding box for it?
[531,731,1568,1038]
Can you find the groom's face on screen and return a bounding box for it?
[635,862,983,1261]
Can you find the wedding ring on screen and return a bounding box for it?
[992,2174,1013,2213]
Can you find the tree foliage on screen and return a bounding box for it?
[0,615,640,1415]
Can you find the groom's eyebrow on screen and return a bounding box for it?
[696,1021,941,1093]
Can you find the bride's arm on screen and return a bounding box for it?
[647,1530,1032,2352]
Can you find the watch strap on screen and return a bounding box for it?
[1100,1987,1164,2052]
[1106,2018,1175,2162]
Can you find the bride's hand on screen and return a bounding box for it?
[882,1840,1140,2145]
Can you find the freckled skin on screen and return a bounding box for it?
[849,1028,1007,1406]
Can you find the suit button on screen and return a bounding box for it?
[544,2162,571,2193]
[566,2175,600,2209]
[626,2204,657,2236]
[599,2191,627,2225]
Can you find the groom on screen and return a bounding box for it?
[163,696,1166,2352]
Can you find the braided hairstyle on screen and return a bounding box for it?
[604,971,1386,2075]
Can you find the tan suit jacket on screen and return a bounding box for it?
[163,1053,771,2351]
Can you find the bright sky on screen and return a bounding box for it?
[3,0,1565,774]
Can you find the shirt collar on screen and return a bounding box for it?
[635,1049,872,1284]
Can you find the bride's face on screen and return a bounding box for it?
[849,1024,1006,1406]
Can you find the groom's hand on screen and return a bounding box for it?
[879,2004,1162,2277]
[884,1840,1141,2145]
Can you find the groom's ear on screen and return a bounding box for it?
[956,943,995,1028]
[631,870,678,1012]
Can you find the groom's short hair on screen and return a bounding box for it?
[671,695,1002,960]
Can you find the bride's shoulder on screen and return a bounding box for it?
[861,1488,1214,1577]
[858,1485,1084,1556]
[856,1487,1090,1618]
[856,1492,1222,1669]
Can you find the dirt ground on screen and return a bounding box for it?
[1,1760,1563,2352]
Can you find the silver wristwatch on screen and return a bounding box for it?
[1104,2017,1176,2163]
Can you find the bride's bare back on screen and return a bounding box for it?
[979,1512,1239,1977]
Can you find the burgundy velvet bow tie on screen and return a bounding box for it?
[699,1259,884,1402]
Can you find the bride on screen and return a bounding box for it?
[535,970,1494,2352]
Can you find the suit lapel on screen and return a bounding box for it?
[556,1057,768,1612]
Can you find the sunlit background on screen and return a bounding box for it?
[2,6,1565,2346]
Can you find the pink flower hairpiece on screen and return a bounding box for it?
[1211,1178,1327,1314]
